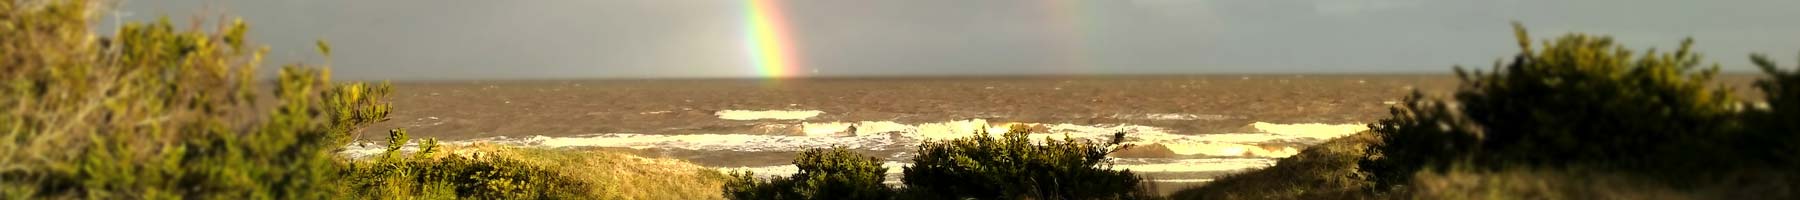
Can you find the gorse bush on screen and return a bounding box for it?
[1365,23,1735,185]
[1359,91,1484,188]
[2,2,730,199]
[1178,23,1800,199]
[1,0,395,198]
[903,124,1149,200]
[1746,53,1800,167]
[1360,22,1800,193]
[1456,23,1738,171]
[727,125,1151,200]
[0,1,614,199]
[724,147,894,200]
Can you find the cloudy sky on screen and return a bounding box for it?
[118,0,1800,80]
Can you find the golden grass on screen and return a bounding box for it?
[436,143,732,200]
[1166,132,1379,200]
[1405,168,1695,200]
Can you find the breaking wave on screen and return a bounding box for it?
[715,110,825,120]
[717,158,1274,183]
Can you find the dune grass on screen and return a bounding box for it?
[1403,167,1695,200]
[347,129,733,200]
[499,146,733,200]
[1166,132,1377,200]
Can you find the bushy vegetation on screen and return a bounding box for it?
[0,1,660,199]
[725,125,1151,200]
[724,147,895,200]
[1746,53,1800,168]
[1182,23,1800,199]
[903,124,1150,200]
[1362,23,1798,188]
[0,0,388,198]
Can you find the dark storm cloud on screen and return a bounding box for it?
[116,0,1800,80]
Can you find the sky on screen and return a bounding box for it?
[116,0,1800,80]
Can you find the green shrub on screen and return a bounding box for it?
[1746,53,1800,167]
[1461,23,1737,169]
[1361,92,1485,187]
[1166,23,1800,199]
[725,147,894,200]
[901,125,1149,200]
[1362,23,1800,191]
[1,1,392,198]
[1,2,713,199]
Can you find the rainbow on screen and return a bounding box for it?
[744,0,800,78]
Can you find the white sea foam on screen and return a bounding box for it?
[1158,142,1300,157]
[799,121,921,137]
[1111,158,1276,173]
[1110,113,1233,121]
[345,120,1369,158]
[341,140,462,159]
[719,162,913,178]
[340,142,391,158]
[522,133,907,151]
[716,110,824,120]
[716,158,1272,181]
[1249,122,1369,140]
